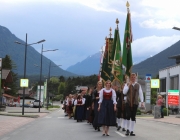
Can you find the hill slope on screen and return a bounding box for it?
[132,40,180,77]
[0,25,77,77]
[66,52,101,76]
[67,40,180,77]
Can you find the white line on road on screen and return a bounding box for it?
[1,137,10,140]
[58,117,65,118]
[19,128,25,130]
[168,124,178,127]
[11,131,20,135]
[44,116,52,118]
[115,131,126,137]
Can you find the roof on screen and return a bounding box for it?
[17,89,31,95]
[2,69,13,82]
[168,54,180,64]
[3,93,17,99]
[168,54,180,59]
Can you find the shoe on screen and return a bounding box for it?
[125,129,130,136]
[102,134,105,136]
[130,131,135,136]
[122,128,126,131]
[117,126,121,131]
[94,127,97,130]
[106,134,109,136]
[97,127,100,131]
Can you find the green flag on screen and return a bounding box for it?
[122,10,133,77]
[112,28,123,84]
[101,38,113,82]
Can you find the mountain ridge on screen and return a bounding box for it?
[0,25,77,77]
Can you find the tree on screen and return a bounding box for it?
[58,82,65,95]
[2,55,18,96]
[59,75,65,82]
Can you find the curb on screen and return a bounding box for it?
[138,117,180,126]
[0,113,39,118]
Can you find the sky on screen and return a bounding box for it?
[1,0,180,69]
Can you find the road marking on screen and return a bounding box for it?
[1,137,10,140]
[57,110,61,112]
[44,116,52,118]
[58,117,65,118]
[115,131,126,137]
[11,131,20,135]
[168,124,178,127]
[19,128,25,130]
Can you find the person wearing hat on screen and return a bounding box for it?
[98,80,117,136]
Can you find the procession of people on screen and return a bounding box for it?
[62,73,144,137]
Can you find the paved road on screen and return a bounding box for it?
[0,109,180,140]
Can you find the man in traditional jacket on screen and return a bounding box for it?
[123,73,144,136]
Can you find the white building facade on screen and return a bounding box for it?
[159,64,180,107]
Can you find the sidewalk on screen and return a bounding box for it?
[0,107,58,137]
[137,115,180,125]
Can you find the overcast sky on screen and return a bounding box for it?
[1,0,180,69]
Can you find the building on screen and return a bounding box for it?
[159,54,180,93]
[159,54,180,108]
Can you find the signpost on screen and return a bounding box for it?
[145,74,152,111]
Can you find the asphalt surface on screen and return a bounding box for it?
[0,108,180,140]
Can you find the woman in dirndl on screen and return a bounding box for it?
[93,81,102,131]
[66,94,74,119]
[74,94,85,122]
[98,80,117,136]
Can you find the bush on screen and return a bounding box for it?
[162,108,170,116]
[136,108,141,115]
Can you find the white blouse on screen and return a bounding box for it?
[74,98,86,105]
[98,88,117,104]
[66,98,74,106]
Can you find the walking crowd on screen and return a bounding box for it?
[62,73,144,136]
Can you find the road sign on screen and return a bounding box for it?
[146,100,150,103]
[145,74,151,81]
[146,96,151,100]
[151,79,160,88]
[20,79,29,87]
[146,92,151,96]
[168,90,179,105]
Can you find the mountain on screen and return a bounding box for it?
[132,40,180,78]
[0,25,77,77]
[66,52,101,76]
[67,40,180,77]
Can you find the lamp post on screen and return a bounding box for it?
[15,33,45,115]
[39,46,58,112]
[47,61,61,110]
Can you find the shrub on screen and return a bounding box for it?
[162,108,170,116]
[136,108,141,115]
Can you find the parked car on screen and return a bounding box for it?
[33,100,43,108]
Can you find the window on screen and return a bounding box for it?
[170,75,179,90]
[160,78,166,92]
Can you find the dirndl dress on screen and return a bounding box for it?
[98,90,116,126]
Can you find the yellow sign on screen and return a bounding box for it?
[151,79,160,88]
[20,79,29,87]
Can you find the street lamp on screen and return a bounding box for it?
[39,45,58,112]
[15,33,45,115]
[47,61,61,110]
[172,27,180,31]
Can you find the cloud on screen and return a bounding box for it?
[140,19,180,29]
[132,35,180,58]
